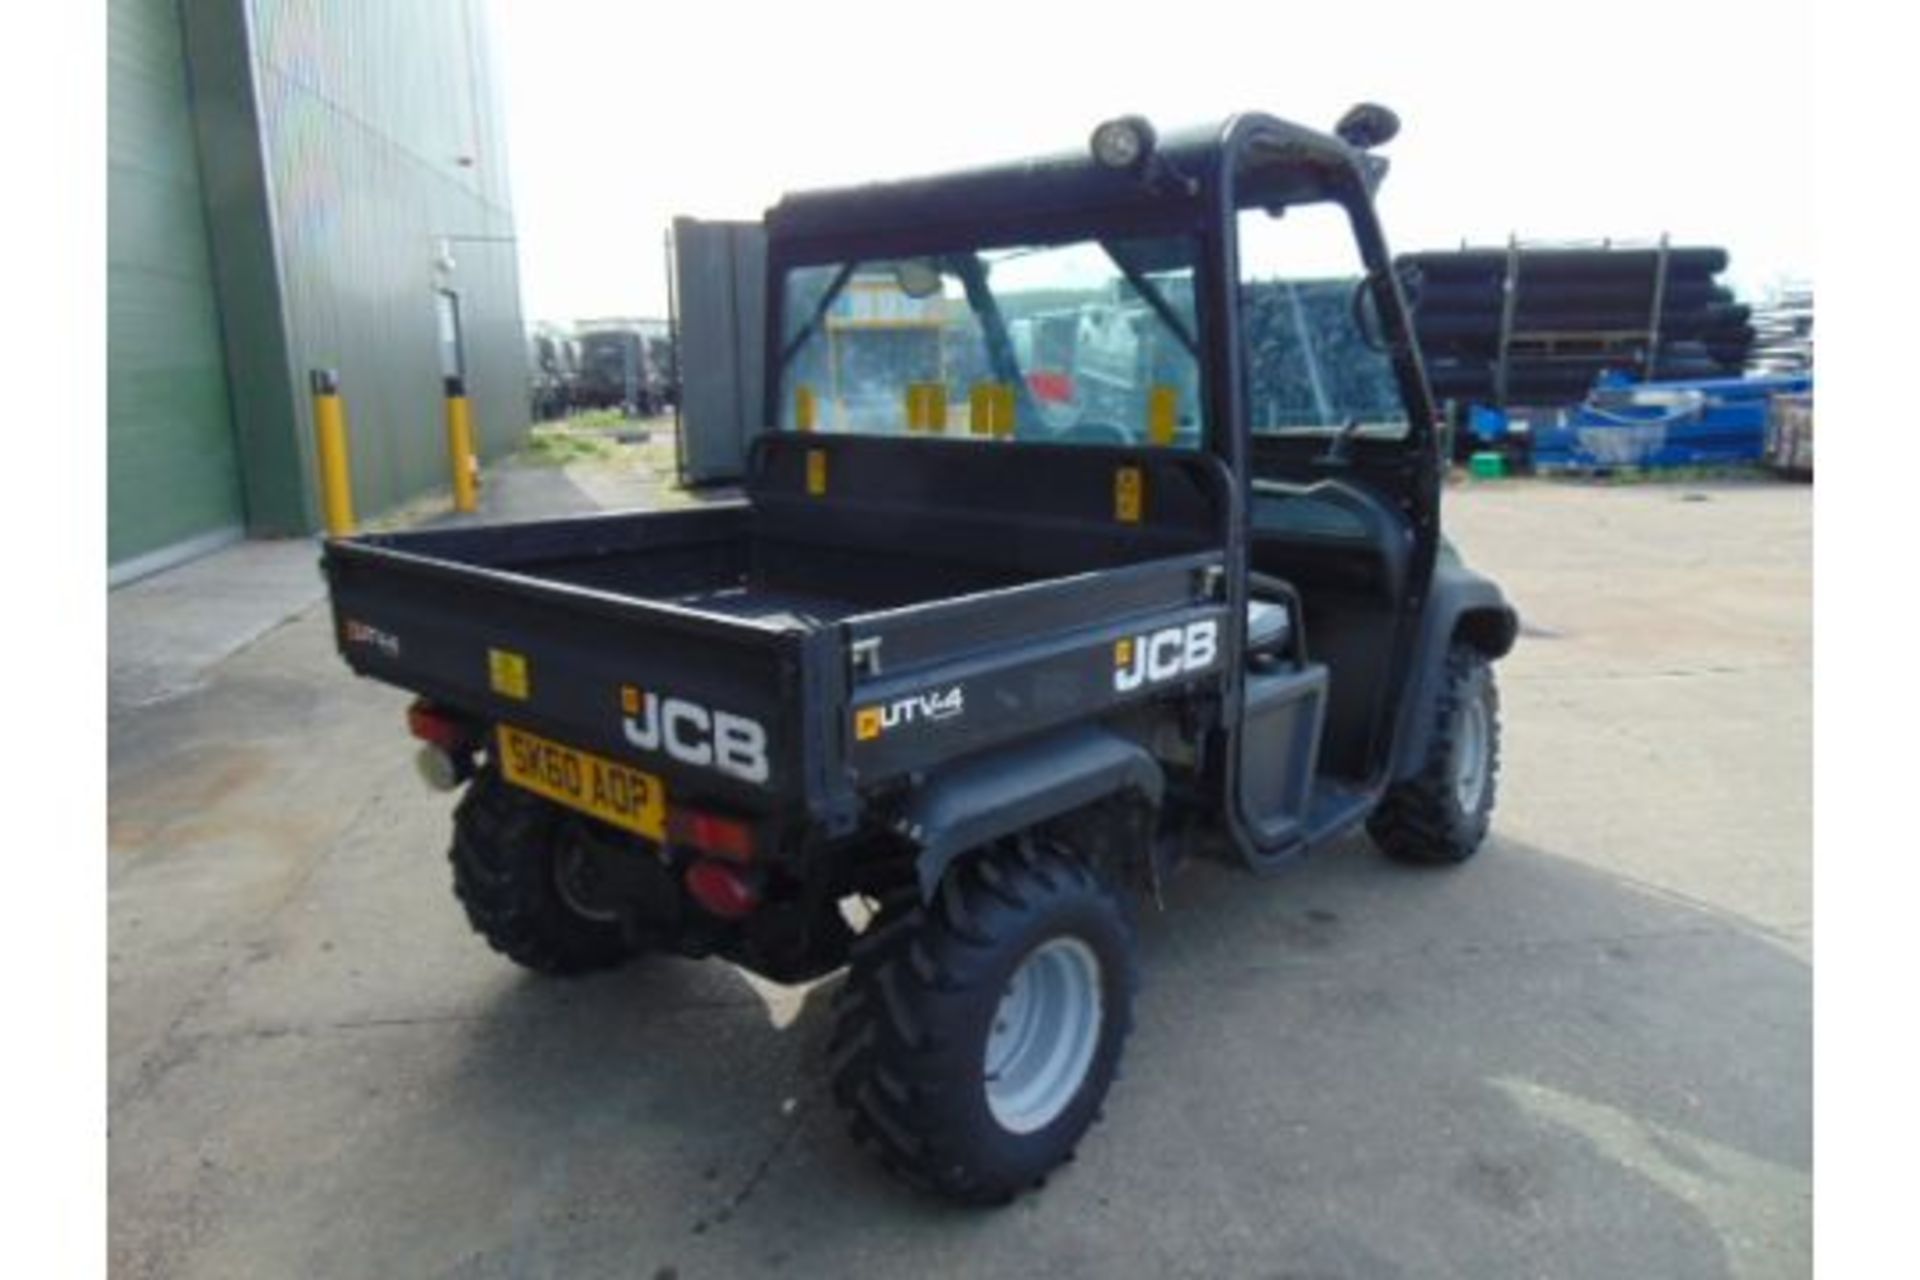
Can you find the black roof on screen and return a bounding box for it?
[763,113,1372,249]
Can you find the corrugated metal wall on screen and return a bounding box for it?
[250,0,527,520]
[108,0,247,566]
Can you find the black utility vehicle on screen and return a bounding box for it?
[325,106,1517,1203]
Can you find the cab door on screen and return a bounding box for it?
[1228,192,1440,840]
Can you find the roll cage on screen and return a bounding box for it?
[760,111,1447,837]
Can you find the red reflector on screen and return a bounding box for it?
[684,859,759,919]
[668,808,756,862]
[406,700,472,752]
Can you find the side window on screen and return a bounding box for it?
[1236,203,1407,437]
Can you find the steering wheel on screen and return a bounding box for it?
[1058,420,1133,445]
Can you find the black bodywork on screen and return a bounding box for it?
[325,111,1516,981]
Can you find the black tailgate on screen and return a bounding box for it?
[324,540,835,814]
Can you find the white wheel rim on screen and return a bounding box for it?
[1453,692,1490,815]
[553,842,620,922]
[983,937,1104,1135]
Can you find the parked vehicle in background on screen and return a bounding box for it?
[573,329,654,415]
[527,330,576,421]
[570,325,677,417]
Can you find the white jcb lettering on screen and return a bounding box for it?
[1147,629,1185,681]
[623,697,660,750]
[1114,619,1221,693]
[1185,619,1218,670]
[663,699,712,766]
[622,690,770,784]
[713,712,770,784]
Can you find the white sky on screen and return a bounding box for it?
[489,0,1813,324]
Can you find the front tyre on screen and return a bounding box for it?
[1369,643,1501,865]
[449,768,644,975]
[829,837,1137,1204]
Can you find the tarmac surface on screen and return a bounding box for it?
[108,469,1811,1279]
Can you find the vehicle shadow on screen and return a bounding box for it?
[415,832,1809,1279]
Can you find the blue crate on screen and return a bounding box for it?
[1532,373,1811,470]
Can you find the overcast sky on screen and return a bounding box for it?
[489,0,1812,324]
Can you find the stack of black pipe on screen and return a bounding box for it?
[1398,245,1755,406]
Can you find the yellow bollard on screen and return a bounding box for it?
[444,376,479,513]
[310,369,356,536]
[906,382,948,434]
[969,382,1015,438]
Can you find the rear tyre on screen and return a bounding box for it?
[1369,644,1501,865]
[829,836,1137,1204]
[449,768,643,975]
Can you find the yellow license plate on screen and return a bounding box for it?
[496,724,667,840]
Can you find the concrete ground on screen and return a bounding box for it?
[108,468,1810,1280]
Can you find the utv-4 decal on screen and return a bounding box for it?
[343,619,400,659]
[854,685,966,741]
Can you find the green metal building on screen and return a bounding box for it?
[108,0,528,581]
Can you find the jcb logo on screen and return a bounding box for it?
[1114,619,1218,692]
[621,685,769,784]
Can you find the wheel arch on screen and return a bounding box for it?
[894,725,1163,900]
[1388,560,1517,782]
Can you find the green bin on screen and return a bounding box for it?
[1469,451,1507,479]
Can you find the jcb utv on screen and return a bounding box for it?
[325,104,1518,1203]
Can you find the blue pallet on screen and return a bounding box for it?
[1513,372,1811,470]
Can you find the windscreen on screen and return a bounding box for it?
[776,235,1206,448]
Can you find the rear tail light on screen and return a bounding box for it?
[668,808,757,862]
[407,701,480,792]
[684,859,760,919]
[407,699,479,752]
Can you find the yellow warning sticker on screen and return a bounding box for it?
[854,707,883,741]
[1114,466,1143,524]
[1148,385,1178,446]
[488,648,530,700]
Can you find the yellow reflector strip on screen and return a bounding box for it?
[969,382,1015,437]
[1114,466,1143,523]
[906,382,948,434]
[1148,384,1178,446]
[794,384,816,433]
[806,448,827,496]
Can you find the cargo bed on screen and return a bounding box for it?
[324,436,1234,826]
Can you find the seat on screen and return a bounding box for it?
[1247,598,1293,659]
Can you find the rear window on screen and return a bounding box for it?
[776,235,1206,449]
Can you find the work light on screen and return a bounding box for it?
[1090,115,1156,175]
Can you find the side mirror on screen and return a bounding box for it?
[1394,260,1424,313]
[1335,102,1400,150]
